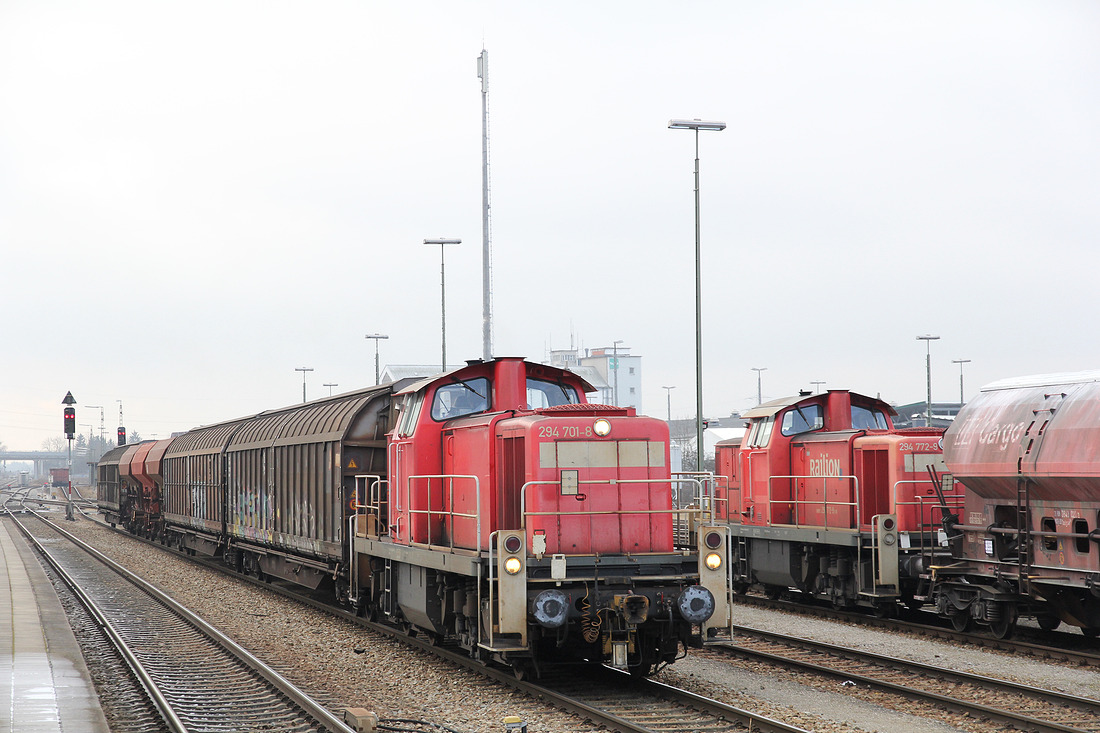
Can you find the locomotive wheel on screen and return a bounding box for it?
[949,610,969,632]
[1036,614,1061,632]
[511,660,536,681]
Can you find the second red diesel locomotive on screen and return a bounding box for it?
[713,388,961,615]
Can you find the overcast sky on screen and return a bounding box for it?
[3,1,1099,451]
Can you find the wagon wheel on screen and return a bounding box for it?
[988,607,1016,640]
[949,610,969,632]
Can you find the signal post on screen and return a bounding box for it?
[62,391,76,521]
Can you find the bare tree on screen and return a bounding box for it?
[41,436,66,452]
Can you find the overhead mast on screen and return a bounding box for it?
[478,49,493,361]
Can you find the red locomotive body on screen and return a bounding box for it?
[931,372,1100,637]
[364,358,728,675]
[100,358,730,677]
[715,389,961,611]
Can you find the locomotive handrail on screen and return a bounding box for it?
[766,474,860,530]
[671,471,724,521]
[518,477,708,553]
[891,479,964,544]
[349,474,386,540]
[404,473,482,551]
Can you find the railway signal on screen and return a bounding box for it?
[61,391,76,520]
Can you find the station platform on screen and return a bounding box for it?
[1,515,110,733]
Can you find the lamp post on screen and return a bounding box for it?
[917,334,940,426]
[86,405,104,442]
[811,380,826,394]
[751,367,767,405]
[323,383,338,397]
[662,385,675,422]
[365,333,389,385]
[669,118,725,470]
[952,359,971,405]
[424,238,461,371]
[612,340,623,406]
[295,367,314,403]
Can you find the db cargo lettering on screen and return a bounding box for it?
[951,418,1027,451]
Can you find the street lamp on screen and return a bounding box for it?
[612,340,623,406]
[365,333,389,385]
[751,367,767,405]
[669,117,725,470]
[662,385,675,422]
[86,405,104,442]
[811,381,826,394]
[916,335,940,426]
[323,383,338,397]
[424,238,461,371]
[952,359,971,405]
[295,367,314,403]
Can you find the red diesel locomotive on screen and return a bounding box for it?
[928,372,1100,638]
[97,357,731,676]
[713,388,962,614]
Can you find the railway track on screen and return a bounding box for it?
[65,509,816,733]
[715,623,1100,733]
[10,512,353,733]
[736,592,1100,668]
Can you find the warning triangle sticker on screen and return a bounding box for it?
[348,459,358,469]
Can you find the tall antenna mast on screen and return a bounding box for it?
[478,48,493,361]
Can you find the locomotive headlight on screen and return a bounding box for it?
[593,418,611,436]
[704,552,723,571]
[504,556,523,575]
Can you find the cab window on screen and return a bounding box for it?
[781,404,823,436]
[527,378,579,409]
[746,416,774,448]
[396,392,424,437]
[851,405,889,430]
[431,378,490,421]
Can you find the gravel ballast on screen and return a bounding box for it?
[49,511,1100,732]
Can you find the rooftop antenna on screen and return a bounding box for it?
[478,48,493,361]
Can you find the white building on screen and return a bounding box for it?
[579,346,641,411]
